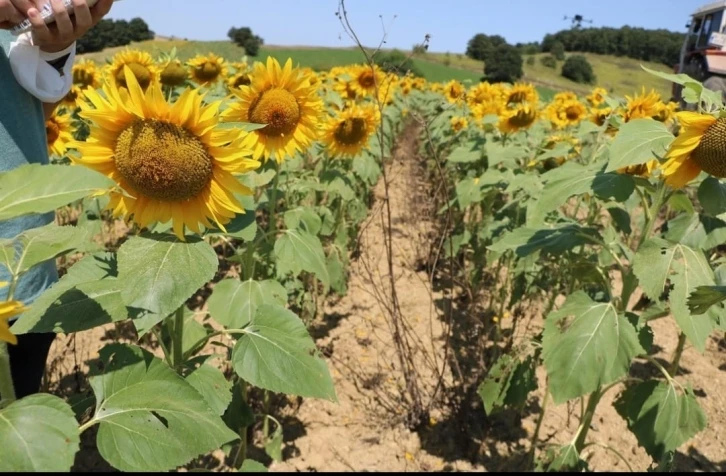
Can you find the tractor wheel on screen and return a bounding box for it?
[703,75,726,101]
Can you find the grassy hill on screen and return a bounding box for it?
[425,51,675,100]
[81,39,674,101]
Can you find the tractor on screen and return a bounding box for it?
[672,1,726,105]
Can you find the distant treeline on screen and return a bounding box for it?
[540,27,685,66]
[77,18,155,54]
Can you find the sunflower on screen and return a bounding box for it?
[231,61,249,73]
[624,88,662,122]
[106,50,159,91]
[660,111,724,188]
[451,116,469,133]
[322,104,379,158]
[590,107,612,127]
[0,299,27,345]
[548,99,587,129]
[618,160,659,178]
[586,87,608,107]
[227,71,251,91]
[46,110,74,157]
[552,91,579,104]
[467,82,506,108]
[72,67,260,239]
[188,53,229,87]
[348,64,384,98]
[443,80,466,104]
[498,104,538,133]
[160,59,189,87]
[653,101,679,123]
[505,83,538,106]
[62,85,84,108]
[222,57,323,162]
[72,59,100,89]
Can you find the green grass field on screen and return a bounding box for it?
[425,51,675,100]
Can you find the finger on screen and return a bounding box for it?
[27,6,52,42]
[49,0,72,39]
[1,2,25,24]
[9,0,35,14]
[71,0,91,33]
[90,0,112,23]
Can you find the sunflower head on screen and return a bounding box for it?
[444,80,466,104]
[660,111,720,188]
[228,71,252,90]
[348,64,384,97]
[46,110,74,158]
[451,116,469,133]
[188,53,229,86]
[548,99,587,129]
[73,66,261,239]
[0,299,28,345]
[624,87,662,122]
[498,105,538,133]
[73,59,100,88]
[62,85,84,108]
[106,49,159,91]
[506,83,538,106]
[160,60,189,87]
[586,87,608,107]
[590,107,612,127]
[222,57,323,163]
[322,103,379,158]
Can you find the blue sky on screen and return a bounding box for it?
[107,0,710,53]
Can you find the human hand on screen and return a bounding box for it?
[0,0,35,29]
[28,0,113,54]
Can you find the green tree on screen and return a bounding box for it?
[375,49,423,77]
[466,33,508,62]
[484,44,523,83]
[561,55,596,84]
[228,27,264,56]
[540,55,557,69]
[76,17,154,54]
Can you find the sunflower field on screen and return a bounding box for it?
[0,41,725,472]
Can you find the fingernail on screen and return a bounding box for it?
[28,9,38,18]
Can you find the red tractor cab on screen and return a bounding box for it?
[673,1,726,105]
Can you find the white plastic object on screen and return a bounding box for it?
[10,0,117,36]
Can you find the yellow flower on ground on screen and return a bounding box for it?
[451,116,468,133]
[586,87,608,107]
[443,80,465,104]
[72,66,260,239]
[505,83,538,106]
[188,53,228,86]
[106,49,159,91]
[222,57,323,162]
[661,111,721,188]
[0,300,27,345]
[322,103,379,158]
[72,59,100,89]
[624,87,662,122]
[348,64,384,97]
[46,110,74,157]
[498,104,538,133]
[160,59,189,87]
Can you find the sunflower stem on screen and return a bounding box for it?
[172,306,185,370]
[267,160,281,237]
[0,342,15,405]
[232,378,249,468]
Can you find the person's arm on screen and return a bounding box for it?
[42,100,59,120]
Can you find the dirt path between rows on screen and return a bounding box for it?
[38,120,726,472]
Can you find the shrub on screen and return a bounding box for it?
[412,43,428,55]
[375,49,423,77]
[540,55,557,69]
[526,55,535,66]
[561,55,596,84]
[484,44,523,83]
[551,41,566,61]
[243,37,261,57]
